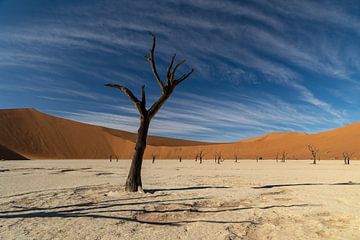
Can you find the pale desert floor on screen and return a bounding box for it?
[1,160,360,240]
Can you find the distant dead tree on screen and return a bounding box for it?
[215,152,222,164]
[109,155,112,162]
[105,33,194,192]
[177,148,182,162]
[281,152,288,162]
[234,154,238,163]
[151,153,157,164]
[275,152,279,163]
[343,152,354,165]
[308,144,319,164]
[197,150,206,164]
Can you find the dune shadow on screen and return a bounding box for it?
[0,144,28,160]
[146,186,231,193]
[253,182,360,189]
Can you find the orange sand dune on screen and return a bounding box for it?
[0,108,358,160]
[0,109,207,159]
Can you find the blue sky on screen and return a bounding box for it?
[1,0,360,142]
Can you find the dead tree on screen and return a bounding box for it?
[109,155,112,162]
[198,150,206,164]
[151,153,157,164]
[105,34,194,192]
[215,152,222,164]
[308,144,319,164]
[343,152,354,165]
[177,148,182,162]
[275,152,279,163]
[234,154,238,163]
[281,152,288,162]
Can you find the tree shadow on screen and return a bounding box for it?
[0,194,314,226]
[253,182,360,189]
[0,195,198,214]
[146,186,231,193]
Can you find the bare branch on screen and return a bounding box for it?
[174,68,194,86]
[173,59,186,74]
[148,92,171,118]
[105,83,143,113]
[166,54,176,84]
[146,33,165,92]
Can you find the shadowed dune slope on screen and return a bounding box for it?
[0,109,207,159]
[0,108,359,160]
[0,144,28,160]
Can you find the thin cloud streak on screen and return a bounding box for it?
[1,0,358,141]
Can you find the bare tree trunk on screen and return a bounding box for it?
[106,33,193,193]
[125,117,150,192]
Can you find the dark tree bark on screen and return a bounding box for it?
[105,33,194,192]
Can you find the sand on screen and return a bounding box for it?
[1,159,360,239]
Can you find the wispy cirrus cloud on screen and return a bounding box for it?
[56,90,345,142]
[1,0,359,141]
